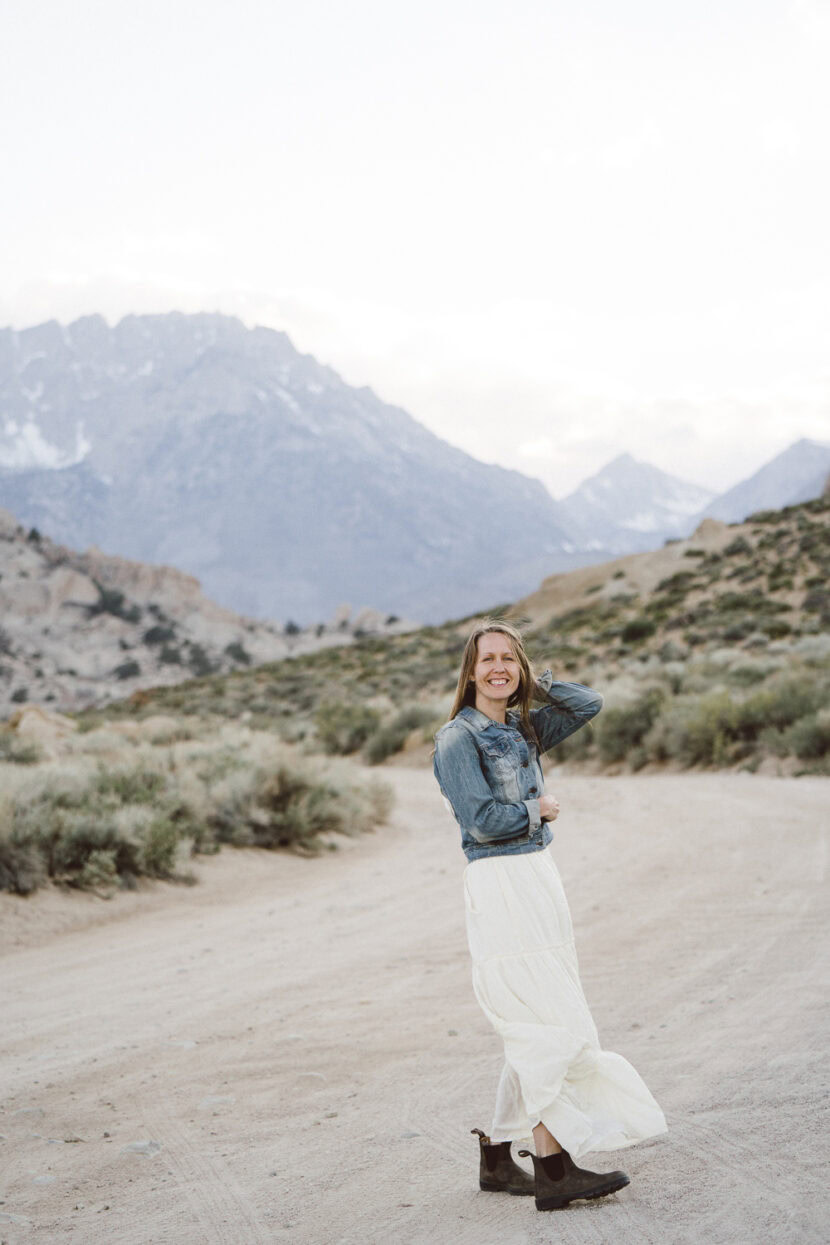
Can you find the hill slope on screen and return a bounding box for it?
[0,507,413,717]
[49,493,830,776]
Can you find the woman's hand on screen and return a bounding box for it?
[539,794,560,823]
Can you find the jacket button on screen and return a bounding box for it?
[521,760,528,768]
[529,787,537,795]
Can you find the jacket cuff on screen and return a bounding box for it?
[524,798,541,832]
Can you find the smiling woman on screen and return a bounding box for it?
[433,618,667,1213]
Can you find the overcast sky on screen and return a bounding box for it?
[2,0,828,496]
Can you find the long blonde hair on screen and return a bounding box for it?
[448,618,537,743]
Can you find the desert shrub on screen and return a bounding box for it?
[760,619,792,639]
[159,644,183,665]
[803,587,830,624]
[314,701,381,755]
[138,815,180,877]
[727,665,768,688]
[364,706,435,765]
[0,729,41,764]
[784,710,830,759]
[733,676,824,740]
[620,617,656,644]
[206,761,391,852]
[114,660,141,680]
[642,670,828,768]
[143,625,176,646]
[148,721,196,745]
[225,641,252,666]
[187,644,216,677]
[88,581,142,624]
[0,823,46,895]
[722,619,756,642]
[48,814,143,880]
[644,692,736,767]
[544,720,596,762]
[95,766,166,804]
[656,571,697,593]
[0,739,394,892]
[596,689,665,763]
[76,848,119,895]
[724,536,752,557]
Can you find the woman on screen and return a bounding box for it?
[433,619,667,1212]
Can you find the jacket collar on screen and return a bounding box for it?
[457,704,514,733]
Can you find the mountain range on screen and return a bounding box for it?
[1,312,827,624]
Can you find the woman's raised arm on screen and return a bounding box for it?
[530,669,603,754]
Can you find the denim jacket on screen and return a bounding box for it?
[433,670,603,862]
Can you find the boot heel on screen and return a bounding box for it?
[536,1193,568,1211]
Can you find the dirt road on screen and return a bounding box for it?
[1,770,828,1244]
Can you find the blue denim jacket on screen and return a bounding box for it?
[433,670,603,862]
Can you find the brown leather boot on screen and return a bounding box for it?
[516,1147,630,1211]
[472,1128,535,1195]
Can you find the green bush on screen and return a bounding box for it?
[734,676,824,740]
[0,824,46,895]
[0,728,41,764]
[188,644,216,677]
[88,581,142,624]
[596,689,664,763]
[143,625,176,646]
[0,741,395,893]
[656,571,697,593]
[114,660,141,680]
[644,692,736,767]
[95,766,166,804]
[225,641,252,666]
[314,701,381,755]
[760,619,791,639]
[140,816,183,877]
[783,711,830,760]
[727,664,768,687]
[620,618,657,644]
[552,720,596,762]
[77,848,119,895]
[207,763,392,852]
[364,706,435,765]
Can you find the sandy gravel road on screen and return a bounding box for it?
[1,769,828,1245]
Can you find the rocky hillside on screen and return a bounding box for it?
[0,312,580,624]
[49,493,829,776]
[0,508,413,717]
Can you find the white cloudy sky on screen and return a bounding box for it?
[2,0,829,495]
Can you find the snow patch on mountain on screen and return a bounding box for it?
[0,418,91,471]
[558,453,716,554]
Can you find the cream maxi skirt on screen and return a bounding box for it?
[463,844,668,1159]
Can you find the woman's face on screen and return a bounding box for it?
[470,632,521,710]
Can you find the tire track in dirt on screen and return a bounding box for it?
[136,1099,270,1245]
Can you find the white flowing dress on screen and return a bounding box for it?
[464,843,667,1158]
